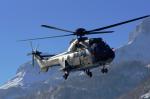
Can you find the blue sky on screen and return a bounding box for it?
[0,0,149,85]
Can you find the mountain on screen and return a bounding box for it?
[114,17,150,64]
[0,17,150,99]
[118,68,150,99]
[115,17,150,99]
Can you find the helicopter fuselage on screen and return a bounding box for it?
[34,38,115,73]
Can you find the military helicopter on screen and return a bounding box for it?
[19,15,149,79]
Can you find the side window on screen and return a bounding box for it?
[80,50,86,57]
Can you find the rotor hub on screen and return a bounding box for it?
[75,28,87,36]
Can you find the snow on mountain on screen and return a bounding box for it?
[0,62,65,99]
[0,62,62,89]
[0,17,150,99]
[141,92,150,99]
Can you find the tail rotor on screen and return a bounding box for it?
[27,42,41,67]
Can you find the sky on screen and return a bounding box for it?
[0,0,149,85]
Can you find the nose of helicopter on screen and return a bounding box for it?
[109,48,115,60]
[90,40,115,63]
[99,48,115,64]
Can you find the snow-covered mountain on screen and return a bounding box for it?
[0,17,150,99]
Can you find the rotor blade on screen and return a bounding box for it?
[32,55,35,67]
[86,31,114,35]
[35,43,39,51]
[41,25,75,33]
[88,15,150,32]
[18,34,74,42]
[30,41,34,51]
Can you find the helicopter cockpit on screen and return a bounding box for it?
[67,37,115,64]
[89,38,115,63]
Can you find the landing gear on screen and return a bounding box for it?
[63,71,69,80]
[101,67,108,73]
[63,61,70,80]
[85,69,92,77]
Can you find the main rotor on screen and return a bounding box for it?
[19,15,150,42]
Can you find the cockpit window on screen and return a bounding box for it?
[89,38,105,46]
[89,38,113,61]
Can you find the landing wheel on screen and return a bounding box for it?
[85,69,93,77]
[101,68,108,74]
[63,71,69,80]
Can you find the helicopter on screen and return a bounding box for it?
[19,15,149,80]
